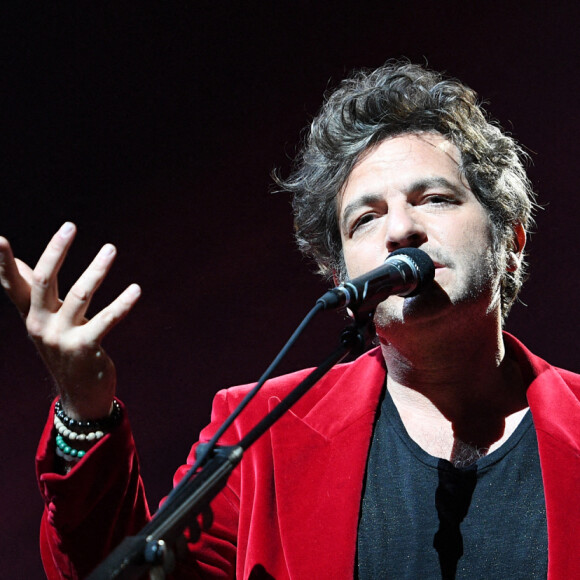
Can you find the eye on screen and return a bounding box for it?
[422,193,457,206]
[351,212,378,234]
[426,194,451,203]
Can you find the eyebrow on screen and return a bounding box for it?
[408,176,468,198]
[339,176,469,233]
[340,193,385,233]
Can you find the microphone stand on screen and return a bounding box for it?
[87,311,373,580]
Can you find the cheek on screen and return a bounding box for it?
[342,249,360,280]
[448,210,495,254]
[342,241,385,280]
[454,226,499,286]
[341,222,390,279]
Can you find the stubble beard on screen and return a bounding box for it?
[373,244,505,341]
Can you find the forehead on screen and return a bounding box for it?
[338,133,466,213]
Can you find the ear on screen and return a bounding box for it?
[507,223,526,272]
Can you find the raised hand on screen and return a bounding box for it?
[0,222,141,420]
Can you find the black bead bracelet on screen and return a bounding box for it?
[54,399,122,433]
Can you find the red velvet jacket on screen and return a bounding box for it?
[37,334,580,579]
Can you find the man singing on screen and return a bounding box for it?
[1,62,578,578]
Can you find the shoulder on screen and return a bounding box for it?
[504,332,579,387]
[213,346,385,414]
[551,366,580,390]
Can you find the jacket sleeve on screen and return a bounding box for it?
[37,399,151,579]
[36,396,241,579]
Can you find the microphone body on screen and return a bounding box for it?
[317,247,435,314]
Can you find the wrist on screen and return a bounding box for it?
[58,391,116,421]
[54,398,122,433]
[53,398,123,470]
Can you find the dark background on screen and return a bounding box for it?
[1,2,578,577]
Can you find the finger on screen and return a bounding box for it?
[84,283,142,343]
[14,258,34,285]
[60,243,118,324]
[29,222,77,315]
[0,237,33,314]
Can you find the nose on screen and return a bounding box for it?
[385,206,427,252]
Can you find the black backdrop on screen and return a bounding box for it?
[1,3,578,577]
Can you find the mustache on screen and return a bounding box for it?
[393,247,452,270]
[338,247,453,284]
[422,249,450,268]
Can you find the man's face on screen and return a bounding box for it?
[338,133,504,337]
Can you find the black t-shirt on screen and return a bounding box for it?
[357,389,548,579]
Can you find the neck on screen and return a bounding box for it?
[380,315,506,400]
[378,312,528,463]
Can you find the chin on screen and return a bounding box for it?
[373,285,454,332]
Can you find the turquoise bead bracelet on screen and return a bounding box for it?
[53,398,122,465]
[55,434,86,459]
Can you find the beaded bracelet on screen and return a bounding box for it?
[53,414,105,442]
[55,434,87,459]
[53,399,122,463]
[54,399,122,433]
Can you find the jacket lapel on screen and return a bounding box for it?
[526,360,580,578]
[508,333,580,579]
[269,349,386,579]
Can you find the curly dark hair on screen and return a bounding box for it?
[277,61,536,321]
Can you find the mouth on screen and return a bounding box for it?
[433,262,446,269]
[432,262,448,280]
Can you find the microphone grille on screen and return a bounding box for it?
[388,247,435,296]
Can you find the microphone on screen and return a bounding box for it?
[316,247,435,313]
